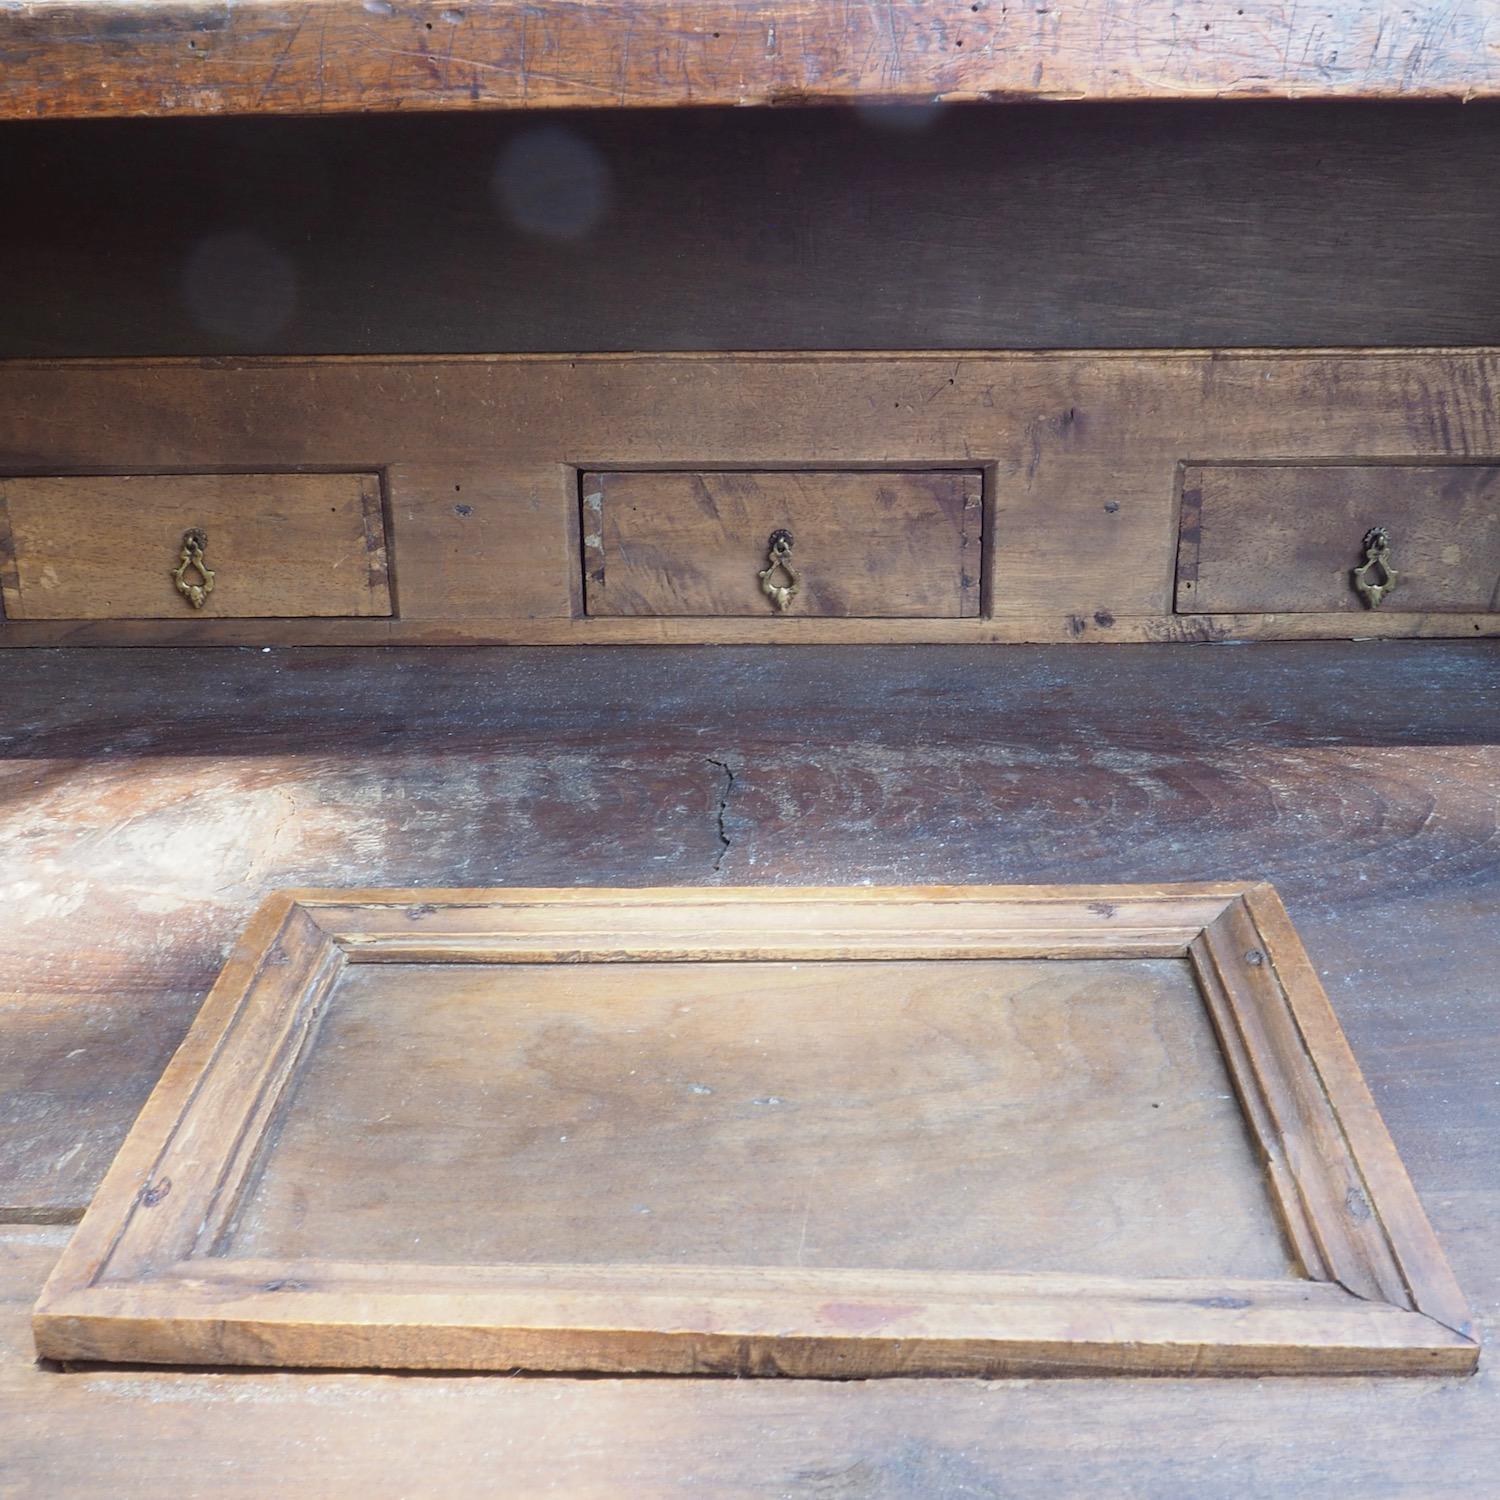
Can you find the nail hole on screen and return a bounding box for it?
[141,1178,172,1207]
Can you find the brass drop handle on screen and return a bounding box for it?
[1352,526,1397,609]
[172,528,216,610]
[758,529,799,613]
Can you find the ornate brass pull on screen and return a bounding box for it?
[758,529,799,613]
[171,528,216,610]
[1352,526,1397,609]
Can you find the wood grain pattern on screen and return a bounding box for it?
[1179,464,1500,614]
[2,351,1499,644]
[0,472,390,619]
[229,957,1286,1276]
[3,641,1495,1218]
[582,470,982,618]
[8,105,1500,360]
[1190,895,1467,1329]
[2,1224,1499,1499]
[32,883,1474,1375]
[1,642,1496,1491]
[1,1,1496,120]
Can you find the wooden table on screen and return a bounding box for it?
[1,641,1495,1494]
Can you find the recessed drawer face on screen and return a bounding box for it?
[582,470,982,618]
[0,472,391,620]
[1177,464,1500,614]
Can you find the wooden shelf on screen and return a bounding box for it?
[2,0,1495,121]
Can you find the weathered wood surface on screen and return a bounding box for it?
[1,644,1496,1487]
[2,0,1495,120]
[582,470,983,617]
[35,879,1473,1375]
[230,956,1285,1274]
[3,351,1499,644]
[1180,464,1500,615]
[2,643,1495,1219]
[11,1223,1500,1498]
[0,472,391,620]
[6,105,1500,359]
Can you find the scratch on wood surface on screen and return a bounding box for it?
[4,0,1500,118]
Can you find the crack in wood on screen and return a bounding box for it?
[707,757,736,873]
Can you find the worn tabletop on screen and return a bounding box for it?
[0,641,1496,1496]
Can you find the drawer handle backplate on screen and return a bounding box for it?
[1352,526,1398,609]
[172,528,216,610]
[758,529,799,613]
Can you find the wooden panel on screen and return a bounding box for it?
[7,106,1500,360]
[2,640,1498,1493]
[1179,464,1500,615]
[1,1,1495,120]
[0,350,1497,644]
[386,462,575,623]
[33,884,1474,1375]
[231,958,1287,1277]
[5,1227,1500,1500]
[583,470,981,618]
[0,473,390,619]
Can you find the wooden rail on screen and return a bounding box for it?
[2,0,1497,120]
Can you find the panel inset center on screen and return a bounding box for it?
[226,958,1292,1278]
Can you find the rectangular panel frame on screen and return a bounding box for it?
[33,883,1477,1376]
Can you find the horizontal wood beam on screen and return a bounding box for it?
[3,1,1498,120]
[3,349,1499,647]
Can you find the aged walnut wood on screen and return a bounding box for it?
[32,883,1474,1375]
[582,470,982,617]
[228,958,1283,1275]
[1178,464,1500,615]
[0,473,390,619]
[7,105,1500,360]
[2,351,1499,644]
[1,642,1496,1490]
[3,1226,1500,1500]
[3,641,1495,1220]
[2,1,1494,121]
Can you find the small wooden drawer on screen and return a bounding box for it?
[581,469,982,618]
[0,472,390,620]
[1177,464,1500,614]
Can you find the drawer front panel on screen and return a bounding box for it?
[582,470,982,618]
[1178,464,1500,614]
[0,472,390,620]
